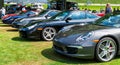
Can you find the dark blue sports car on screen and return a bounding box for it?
[2,11,38,24]
[19,10,100,41]
[12,10,61,28]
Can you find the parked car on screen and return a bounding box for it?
[19,10,100,41]
[96,12,105,17]
[12,10,61,28]
[2,13,18,20]
[53,13,120,62]
[2,11,38,24]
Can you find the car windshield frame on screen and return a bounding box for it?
[50,11,70,21]
[38,10,49,17]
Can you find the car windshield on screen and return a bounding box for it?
[95,14,120,27]
[21,11,34,16]
[51,11,70,21]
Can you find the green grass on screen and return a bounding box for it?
[1,20,120,65]
[79,5,120,10]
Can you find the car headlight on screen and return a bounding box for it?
[76,31,93,42]
[27,24,37,29]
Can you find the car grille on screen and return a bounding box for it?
[54,44,64,52]
[54,44,78,54]
[20,31,27,38]
[66,47,78,54]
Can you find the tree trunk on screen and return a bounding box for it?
[0,0,4,9]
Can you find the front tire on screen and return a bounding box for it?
[95,37,117,62]
[42,27,56,41]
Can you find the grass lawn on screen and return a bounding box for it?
[1,20,120,65]
[79,5,120,10]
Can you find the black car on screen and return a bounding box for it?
[12,10,61,28]
[2,11,38,24]
[53,13,120,62]
[19,10,99,41]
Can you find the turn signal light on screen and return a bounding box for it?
[93,40,99,43]
[37,28,43,30]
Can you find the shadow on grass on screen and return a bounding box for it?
[7,29,18,32]
[114,55,120,60]
[0,24,12,27]
[41,48,101,64]
[12,37,40,42]
[0,22,3,24]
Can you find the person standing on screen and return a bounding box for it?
[22,6,27,12]
[0,7,6,17]
[105,3,112,14]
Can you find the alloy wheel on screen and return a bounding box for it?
[42,27,56,41]
[96,37,117,62]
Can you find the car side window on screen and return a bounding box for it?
[47,11,59,17]
[87,13,97,19]
[68,11,86,20]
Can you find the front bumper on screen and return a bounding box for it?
[12,22,22,28]
[19,28,42,40]
[2,19,14,24]
[53,40,95,59]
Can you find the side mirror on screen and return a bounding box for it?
[65,17,72,23]
[27,14,30,17]
[45,15,50,19]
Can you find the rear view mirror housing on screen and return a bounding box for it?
[45,15,51,19]
[65,17,72,23]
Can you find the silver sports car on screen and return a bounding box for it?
[53,13,120,62]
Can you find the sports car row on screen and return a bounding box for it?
[4,9,120,62]
[19,10,99,41]
[2,11,38,24]
[12,10,61,28]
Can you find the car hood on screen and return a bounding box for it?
[22,17,46,21]
[12,15,26,18]
[54,24,111,45]
[38,20,65,25]
[56,24,111,39]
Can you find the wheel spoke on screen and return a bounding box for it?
[51,32,55,35]
[44,30,49,34]
[106,40,110,48]
[99,51,106,58]
[100,44,105,50]
[106,52,111,59]
[45,34,49,37]
[44,32,48,36]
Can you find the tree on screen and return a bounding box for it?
[0,0,4,9]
